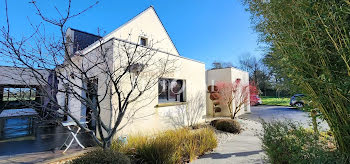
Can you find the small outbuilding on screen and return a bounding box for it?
[206,67,251,118]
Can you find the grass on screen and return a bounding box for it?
[261,96,290,106]
[112,127,217,163]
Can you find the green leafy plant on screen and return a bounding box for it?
[261,120,349,164]
[244,0,350,153]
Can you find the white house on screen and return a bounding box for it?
[57,6,207,135]
[0,6,251,139]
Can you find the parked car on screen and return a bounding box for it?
[250,95,262,106]
[290,94,305,107]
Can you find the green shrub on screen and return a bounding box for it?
[71,149,131,164]
[261,120,349,164]
[246,0,350,153]
[211,119,241,134]
[112,127,217,164]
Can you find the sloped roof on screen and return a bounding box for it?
[66,28,102,55]
[100,6,180,56]
[66,6,205,64]
[76,6,180,56]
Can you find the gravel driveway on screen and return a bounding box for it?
[192,105,329,164]
[240,105,329,131]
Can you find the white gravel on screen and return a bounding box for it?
[215,118,263,144]
[192,118,266,164]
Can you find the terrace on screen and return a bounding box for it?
[0,80,94,161]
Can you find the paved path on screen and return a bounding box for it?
[192,119,264,164]
[192,105,329,164]
[0,148,92,164]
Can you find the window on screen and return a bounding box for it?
[2,87,36,101]
[140,37,147,46]
[158,78,186,103]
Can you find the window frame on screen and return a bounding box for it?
[158,78,186,104]
[140,37,148,46]
[2,87,37,102]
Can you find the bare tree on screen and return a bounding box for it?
[0,0,176,149]
[166,92,205,128]
[239,54,271,95]
[216,79,249,119]
[211,61,234,70]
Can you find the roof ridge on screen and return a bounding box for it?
[100,6,154,41]
[150,6,181,56]
[81,6,182,56]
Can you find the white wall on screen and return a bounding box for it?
[56,56,88,122]
[82,7,179,57]
[111,40,206,135]
[206,68,250,118]
[56,37,206,137]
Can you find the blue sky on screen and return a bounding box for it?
[0,0,263,69]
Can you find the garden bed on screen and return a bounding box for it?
[111,127,217,164]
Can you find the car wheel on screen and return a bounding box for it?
[295,102,304,108]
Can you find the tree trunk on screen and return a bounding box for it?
[232,108,237,119]
[102,139,112,149]
[311,109,318,140]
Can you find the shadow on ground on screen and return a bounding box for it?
[0,124,94,156]
[199,150,263,159]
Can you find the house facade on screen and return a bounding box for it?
[57,6,207,135]
[0,6,251,139]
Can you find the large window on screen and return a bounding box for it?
[2,88,36,101]
[158,78,185,103]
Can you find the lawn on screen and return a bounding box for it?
[261,96,290,106]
